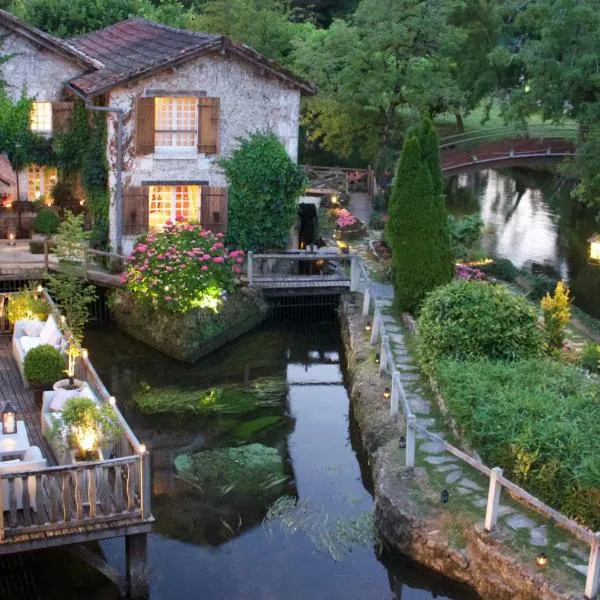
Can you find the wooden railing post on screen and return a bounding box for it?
[139,451,151,519]
[406,416,416,468]
[247,251,254,287]
[350,255,360,292]
[362,287,371,316]
[484,467,503,532]
[585,533,600,600]
[390,370,400,416]
[370,311,380,345]
[379,336,389,374]
[43,238,49,273]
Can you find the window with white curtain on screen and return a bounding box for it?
[154,97,197,149]
[30,102,53,135]
[148,185,200,229]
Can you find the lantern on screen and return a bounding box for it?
[331,195,339,206]
[375,353,380,365]
[441,489,449,504]
[2,403,17,435]
[399,435,406,449]
[588,235,600,263]
[364,321,372,333]
[383,387,391,400]
[6,228,16,246]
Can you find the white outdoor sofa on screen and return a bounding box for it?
[12,315,66,387]
[0,447,48,511]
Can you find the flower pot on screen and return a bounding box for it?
[30,382,54,408]
[53,378,85,392]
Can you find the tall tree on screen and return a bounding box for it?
[387,132,454,313]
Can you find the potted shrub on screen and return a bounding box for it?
[23,344,66,406]
[49,396,120,463]
[53,344,85,392]
[32,207,59,240]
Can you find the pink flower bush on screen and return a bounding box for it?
[123,222,244,313]
[336,209,359,230]
[455,264,486,281]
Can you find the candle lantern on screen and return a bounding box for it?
[383,387,391,400]
[536,553,548,567]
[2,402,17,435]
[7,228,16,246]
[441,489,449,504]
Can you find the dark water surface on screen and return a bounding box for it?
[446,167,600,318]
[69,318,480,600]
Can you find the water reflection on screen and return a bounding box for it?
[82,322,479,600]
[446,167,600,317]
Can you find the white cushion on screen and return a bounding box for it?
[23,446,43,462]
[39,316,59,345]
[49,388,78,412]
[45,328,62,349]
[0,459,21,466]
[20,336,44,355]
[23,320,44,337]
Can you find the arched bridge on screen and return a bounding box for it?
[440,125,578,174]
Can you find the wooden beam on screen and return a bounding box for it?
[126,533,149,599]
[65,544,128,596]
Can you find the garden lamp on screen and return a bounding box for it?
[2,402,17,434]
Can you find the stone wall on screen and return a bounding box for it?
[106,52,301,252]
[113,286,269,362]
[339,294,579,600]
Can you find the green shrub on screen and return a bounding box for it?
[479,258,519,282]
[581,342,600,373]
[435,358,600,529]
[386,120,454,313]
[6,288,48,324]
[371,193,386,212]
[23,344,65,386]
[527,273,558,301]
[448,213,484,259]
[220,132,306,251]
[418,280,542,370]
[32,208,59,236]
[51,181,74,206]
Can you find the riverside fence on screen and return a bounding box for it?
[354,257,600,600]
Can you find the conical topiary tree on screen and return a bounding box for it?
[387,130,454,314]
[419,117,443,198]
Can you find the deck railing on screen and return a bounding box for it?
[0,289,151,542]
[356,257,600,600]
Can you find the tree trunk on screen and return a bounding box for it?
[455,112,465,133]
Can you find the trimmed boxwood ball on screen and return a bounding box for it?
[23,344,66,386]
[32,208,59,236]
[417,280,542,371]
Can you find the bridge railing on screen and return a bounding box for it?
[247,252,361,291]
[439,124,580,150]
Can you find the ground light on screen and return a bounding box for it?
[588,234,600,263]
[375,353,380,364]
[7,230,16,246]
[399,435,406,449]
[2,402,17,434]
[383,387,391,400]
[364,321,372,332]
[441,490,449,503]
[536,553,548,568]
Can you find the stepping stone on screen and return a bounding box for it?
[565,563,588,577]
[400,372,421,382]
[416,417,436,428]
[496,505,515,518]
[530,526,548,547]
[436,463,461,473]
[456,486,474,496]
[458,478,483,492]
[420,440,445,454]
[409,399,431,414]
[424,455,457,465]
[505,513,536,530]
[554,542,570,552]
[445,470,463,484]
[389,334,405,344]
[470,496,487,508]
[416,431,445,441]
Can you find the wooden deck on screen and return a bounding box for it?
[0,325,152,556]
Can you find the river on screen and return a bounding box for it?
[445,167,600,318]
[56,314,481,600]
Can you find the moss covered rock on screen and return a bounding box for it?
[113,287,269,362]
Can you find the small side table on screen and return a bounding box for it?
[0,421,30,459]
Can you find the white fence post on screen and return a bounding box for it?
[362,287,371,316]
[390,370,400,416]
[247,251,254,286]
[484,467,503,532]
[406,415,416,468]
[585,533,600,600]
[370,311,380,345]
[350,255,360,291]
[379,336,389,374]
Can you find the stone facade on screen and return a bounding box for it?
[107,53,301,254]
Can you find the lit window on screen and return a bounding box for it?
[154,97,197,149]
[27,166,58,203]
[30,102,53,134]
[149,185,200,230]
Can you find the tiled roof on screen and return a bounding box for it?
[66,19,315,97]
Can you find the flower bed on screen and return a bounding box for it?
[455,263,486,281]
[334,209,365,240]
[122,218,245,313]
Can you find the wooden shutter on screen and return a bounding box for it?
[200,186,228,234]
[51,101,74,134]
[123,186,149,235]
[136,97,155,156]
[198,97,220,155]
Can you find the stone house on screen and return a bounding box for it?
[0,10,315,252]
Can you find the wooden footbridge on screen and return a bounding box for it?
[247,251,359,296]
[0,290,152,598]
